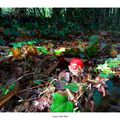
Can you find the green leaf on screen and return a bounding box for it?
[1,86,6,93]
[37,46,49,54]
[1,86,10,95]
[9,84,16,91]
[85,35,99,57]
[4,29,11,36]
[93,89,102,107]
[85,46,98,57]
[82,84,88,91]
[96,62,115,76]
[11,43,23,49]
[27,41,36,45]
[100,73,110,78]
[10,40,37,49]
[50,93,74,112]
[4,89,10,95]
[64,83,79,93]
[89,35,99,46]
[106,80,114,93]
[54,47,66,55]
[0,38,5,46]
[107,59,120,68]
[33,80,42,85]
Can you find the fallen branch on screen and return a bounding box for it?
[18,82,49,93]
[11,72,34,85]
[0,87,18,108]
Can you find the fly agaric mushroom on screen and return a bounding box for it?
[68,58,84,76]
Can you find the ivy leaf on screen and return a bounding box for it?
[64,83,79,93]
[50,93,74,112]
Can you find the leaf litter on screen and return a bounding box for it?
[0,29,120,112]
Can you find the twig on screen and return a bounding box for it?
[26,85,50,102]
[18,82,48,93]
[21,79,56,102]
[0,46,9,49]
[0,87,17,108]
[11,72,34,85]
[50,78,57,84]
[78,83,92,98]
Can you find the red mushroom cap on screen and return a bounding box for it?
[69,58,84,70]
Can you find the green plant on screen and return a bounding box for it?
[37,46,49,54]
[0,38,5,46]
[107,58,120,68]
[0,83,16,95]
[89,35,99,46]
[85,35,99,58]
[93,89,102,107]
[96,55,120,79]
[54,47,66,55]
[33,80,42,85]
[50,93,74,112]
[64,83,79,93]
[96,62,115,78]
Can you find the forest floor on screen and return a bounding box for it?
[0,26,120,112]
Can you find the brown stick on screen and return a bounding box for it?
[0,88,18,108]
